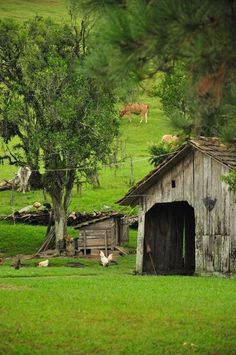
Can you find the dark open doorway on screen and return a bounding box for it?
[143,201,195,275]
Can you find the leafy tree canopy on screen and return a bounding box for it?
[0,16,118,246]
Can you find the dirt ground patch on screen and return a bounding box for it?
[0,284,25,290]
[64,262,85,268]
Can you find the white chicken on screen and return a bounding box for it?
[38,259,49,267]
[99,251,113,267]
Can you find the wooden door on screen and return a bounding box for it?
[143,202,195,274]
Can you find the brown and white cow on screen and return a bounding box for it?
[161,134,178,145]
[119,103,149,123]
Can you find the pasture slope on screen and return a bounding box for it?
[0,0,68,22]
[0,2,236,355]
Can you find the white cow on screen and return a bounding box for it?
[15,166,32,193]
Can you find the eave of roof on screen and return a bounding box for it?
[117,143,191,206]
[73,212,122,229]
[117,138,236,207]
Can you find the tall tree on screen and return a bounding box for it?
[0,17,118,248]
[80,0,236,140]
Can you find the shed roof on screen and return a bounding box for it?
[73,212,123,229]
[117,137,236,206]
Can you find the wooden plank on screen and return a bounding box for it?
[105,230,108,256]
[229,190,236,273]
[78,238,112,247]
[222,235,230,273]
[221,165,230,236]
[202,235,213,272]
[203,154,212,236]
[210,159,222,236]
[146,181,162,212]
[119,217,129,243]
[80,229,112,237]
[83,231,86,251]
[115,246,129,255]
[81,219,114,230]
[170,159,184,202]
[136,208,145,274]
[195,235,203,273]
[161,169,172,202]
[183,150,194,205]
[213,235,222,271]
[193,150,204,238]
[115,220,119,244]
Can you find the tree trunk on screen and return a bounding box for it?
[53,197,67,251]
[29,170,43,189]
[46,168,75,252]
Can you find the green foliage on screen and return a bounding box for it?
[0,16,119,242]
[148,142,175,167]
[82,0,236,140]
[155,64,195,134]
[217,83,236,142]
[0,92,172,217]
[155,66,187,117]
[222,171,236,193]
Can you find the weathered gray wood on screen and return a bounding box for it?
[77,215,129,254]
[183,150,194,205]
[135,143,235,275]
[115,219,119,244]
[136,207,145,274]
[229,190,236,273]
[105,230,108,256]
[120,217,129,243]
[161,169,172,202]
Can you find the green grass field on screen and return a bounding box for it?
[0,0,68,21]
[1,2,236,354]
[0,260,236,354]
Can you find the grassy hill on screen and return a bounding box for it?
[0,0,68,21]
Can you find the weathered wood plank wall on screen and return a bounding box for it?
[137,148,236,274]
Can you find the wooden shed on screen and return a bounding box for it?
[118,138,236,275]
[74,213,129,255]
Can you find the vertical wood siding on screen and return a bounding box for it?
[138,148,236,274]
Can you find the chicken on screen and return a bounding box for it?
[107,253,113,262]
[38,259,49,267]
[14,257,21,270]
[99,251,113,267]
[68,211,77,220]
[33,201,41,209]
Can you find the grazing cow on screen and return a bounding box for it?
[119,103,149,123]
[15,166,32,193]
[161,134,178,145]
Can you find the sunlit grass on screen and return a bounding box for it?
[0,0,69,22]
[0,221,80,256]
[0,262,236,354]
